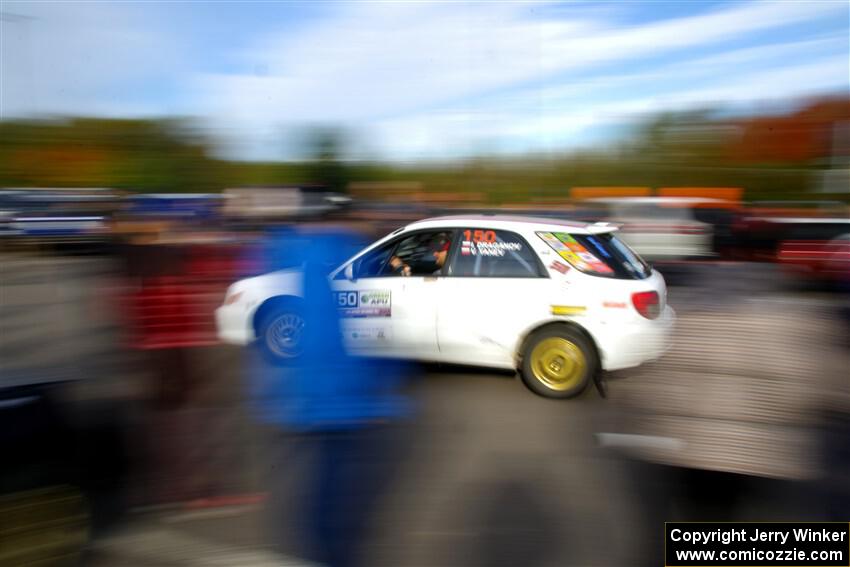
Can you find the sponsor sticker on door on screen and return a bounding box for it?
[350,327,392,341]
[335,290,391,317]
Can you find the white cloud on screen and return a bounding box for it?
[1,1,846,160]
[200,1,846,117]
[193,0,848,160]
[364,49,849,161]
[642,54,850,107]
[1,2,184,118]
[531,36,849,112]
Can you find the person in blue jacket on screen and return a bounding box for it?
[247,227,413,567]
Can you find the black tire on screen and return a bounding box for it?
[519,325,597,399]
[255,298,306,365]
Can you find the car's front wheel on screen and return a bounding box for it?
[520,326,597,399]
[256,299,305,364]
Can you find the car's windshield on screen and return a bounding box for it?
[537,231,651,279]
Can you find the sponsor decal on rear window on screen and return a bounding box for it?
[537,232,613,275]
[538,232,569,251]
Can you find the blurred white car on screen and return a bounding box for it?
[585,197,716,261]
[216,215,675,398]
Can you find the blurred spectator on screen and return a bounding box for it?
[246,228,413,567]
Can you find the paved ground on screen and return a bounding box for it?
[83,360,623,566]
[80,368,624,567]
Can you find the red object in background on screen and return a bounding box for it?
[777,237,850,283]
[130,276,223,349]
[125,244,260,350]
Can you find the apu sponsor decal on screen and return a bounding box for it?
[334,290,391,317]
[359,290,390,307]
[603,301,626,309]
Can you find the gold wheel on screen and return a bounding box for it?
[529,337,587,391]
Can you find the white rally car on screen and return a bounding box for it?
[216,215,675,398]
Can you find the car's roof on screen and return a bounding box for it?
[406,214,617,235]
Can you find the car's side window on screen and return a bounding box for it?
[348,229,454,279]
[352,241,395,278]
[387,231,453,277]
[447,229,543,278]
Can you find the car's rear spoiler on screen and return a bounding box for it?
[586,221,622,234]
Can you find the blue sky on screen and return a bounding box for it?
[2,1,848,161]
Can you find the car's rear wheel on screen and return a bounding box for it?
[520,326,597,399]
[256,300,305,364]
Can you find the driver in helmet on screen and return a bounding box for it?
[389,233,451,276]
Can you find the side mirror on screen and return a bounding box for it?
[345,262,356,281]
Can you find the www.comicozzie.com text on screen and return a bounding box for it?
[670,527,847,546]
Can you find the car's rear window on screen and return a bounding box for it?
[536,231,651,279]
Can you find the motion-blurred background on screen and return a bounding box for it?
[1,1,848,566]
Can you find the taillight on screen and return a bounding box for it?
[631,291,660,320]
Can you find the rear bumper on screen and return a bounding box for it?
[596,305,676,371]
